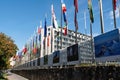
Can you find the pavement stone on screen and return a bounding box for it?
[6,72,28,80]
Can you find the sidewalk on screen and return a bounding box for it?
[6,72,28,80]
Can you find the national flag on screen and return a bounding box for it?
[30,38,33,54]
[88,0,94,23]
[51,4,58,29]
[62,3,67,24]
[74,0,78,13]
[44,18,47,37]
[47,36,50,47]
[62,2,68,35]
[74,9,78,30]
[32,37,34,53]
[22,45,27,54]
[18,51,22,58]
[27,42,31,54]
[33,34,37,54]
[43,38,45,49]
[113,0,117,10]
[63,26,67,35]
[33,44,37,54]
[37,26,41,34]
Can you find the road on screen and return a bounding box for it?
[6,72,28,80]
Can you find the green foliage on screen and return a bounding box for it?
[0,33,18,69]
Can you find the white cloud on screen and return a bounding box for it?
[109,8,120,19]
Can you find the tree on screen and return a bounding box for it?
[0,33,18,69]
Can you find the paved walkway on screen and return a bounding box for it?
[6,72,28,80]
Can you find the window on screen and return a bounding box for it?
[48,28,50,31]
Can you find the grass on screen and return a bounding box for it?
[0,71,8,80]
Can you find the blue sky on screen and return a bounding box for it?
[0,0,120,50]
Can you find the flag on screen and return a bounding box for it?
[22,45,27,54]
[113,0,117,10]
[30,38,33,54]
[35,34,38,54]
[43,38,45,49]
[62,3,67,24]
[44,18,47,37]
[18,51,22,58]
[88,0,94,23]
[62,2,68,35]
[51,4,58,29]
[37,26,41,34]
[47,36,50,47]
[74,9,78,30]
[74,0,78,13]
[63,26,67,35]
[33,44,37,54]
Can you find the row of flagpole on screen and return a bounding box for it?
[15,0,120,65]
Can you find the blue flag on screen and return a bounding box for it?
[44,18,47,37]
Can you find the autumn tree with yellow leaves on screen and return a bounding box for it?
[0,33,18,69]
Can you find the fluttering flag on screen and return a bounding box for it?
[18,51,22,58]
[30,38,33,54]
[88,0,94,23]
[43,38,45,47]
[37,26,41,34]
[47,36,50,47]
[51,4,58,29]
[37,25,41,49]
[113,0,117,10]
[22,45,27,54]
[74,0,78,13]
[63,26,67,35]
[74,0,78,30]
[62,3,67,25]
[62,2,68,35]
[74,9,78,30]
[44,18,47,37]
[32,36,35,54]
[33,43,37,54]
[33,34,37,54]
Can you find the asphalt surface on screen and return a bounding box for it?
[6,72,28,80]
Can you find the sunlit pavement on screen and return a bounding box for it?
[6,72,28,80]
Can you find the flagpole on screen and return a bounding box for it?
[40,21,42,58]
[119,4,120,17]
[99,0,104,34]
[90,20,95,63]
[44,15,47,65]
[84,11,87,34]
[75,26,77,44]
[74,0,78,44]
[51,5,53,53]
[112,0,117,29]
[61,0,63,49]
[119,0,120,18]
[88,0,95,63]
[74,8,78,44]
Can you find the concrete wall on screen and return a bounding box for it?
[12,66,120,80]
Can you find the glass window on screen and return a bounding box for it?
[48,28,50,31]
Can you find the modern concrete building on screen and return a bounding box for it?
[14,26,95,68]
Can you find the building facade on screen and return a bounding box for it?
[14,26,94,69]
